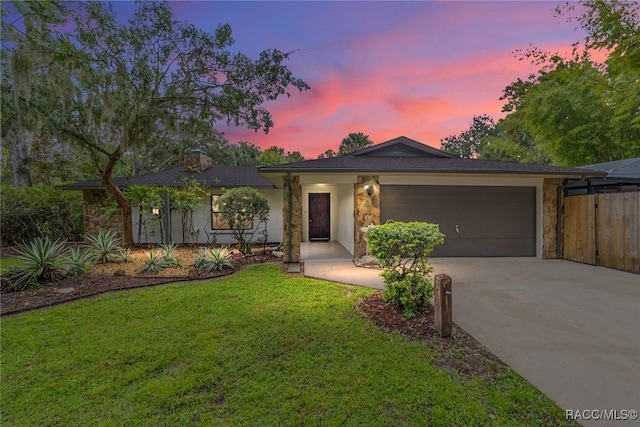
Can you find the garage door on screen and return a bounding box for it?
[381,185,536,257]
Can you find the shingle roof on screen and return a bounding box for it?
[58,165,274,190]
[579,158,640,180]
[259,136,607,177]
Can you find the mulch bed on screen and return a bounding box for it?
[356,292,507,381]
[1,253,277,316]
[2,252,506,383]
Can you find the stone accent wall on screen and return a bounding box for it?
[354,175,380,258]
[184,149,213,172]
[282,175,302,263]
[542,178,563,259]
[82,190,123,238]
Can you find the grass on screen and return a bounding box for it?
[1,264,572,426]
[0,257,21,274]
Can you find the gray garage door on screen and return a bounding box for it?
[381,185,536,257]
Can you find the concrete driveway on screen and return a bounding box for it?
[305,257,640,426]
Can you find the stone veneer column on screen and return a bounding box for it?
[354,175,380,258]
[82,190,123,238]
[282,175,302,263]
[542,178,563,259]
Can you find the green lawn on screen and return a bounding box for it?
[1,264,571,426]
[0,257,20,274]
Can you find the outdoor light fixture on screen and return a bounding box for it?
[364,184,374,196]
[152,208,160,215]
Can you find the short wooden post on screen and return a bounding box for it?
[434,274,452,338]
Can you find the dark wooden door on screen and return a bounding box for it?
[309,193,330,241]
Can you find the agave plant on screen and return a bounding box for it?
[141,249,169,274]
[9,237,70,290]
[117,247,132,263]
[86,229,123,264]
[160,243,180,267]
[192,247,233,273]
[192,249,210,271]
[66,247,95,275]
[208,247,233,271]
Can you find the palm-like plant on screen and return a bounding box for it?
[9,237,70,290]
[86,229,123,263]
[192,247,233,273]
[160,243,180,267]
[141,249,169,274]
[208,247,233,271]
[117,247,132,263]
[66,247,95,275]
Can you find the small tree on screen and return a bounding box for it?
[216,187,269,255]
[366,221,445,318]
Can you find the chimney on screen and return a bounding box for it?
[184,149,213,172]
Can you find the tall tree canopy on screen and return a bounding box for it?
[337,132,373,155]
[257,145,304,166]
[1,0,309,246]
[440,115,498,159]
[501,0,639,166]
[440,0,639,166]
[316,148,336,159]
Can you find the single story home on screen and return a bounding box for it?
[258,136,606,262]
[59,150,284,246]
[61,137,606,261]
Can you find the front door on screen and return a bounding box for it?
[309,193,330,241]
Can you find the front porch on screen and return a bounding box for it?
[301,241,385,289]
[301,241,352,261]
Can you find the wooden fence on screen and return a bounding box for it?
[562,192,640,273]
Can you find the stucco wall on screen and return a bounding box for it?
[337,183,355,255]
[131,188,283,246]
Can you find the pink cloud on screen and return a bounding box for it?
[218,3,596,159]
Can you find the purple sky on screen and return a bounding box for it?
[121,1,591,157]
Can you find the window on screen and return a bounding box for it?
[211,195,253,230]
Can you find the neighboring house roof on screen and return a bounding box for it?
[58,165,274,190]
[579,158,640,181]
[260,136,607,177]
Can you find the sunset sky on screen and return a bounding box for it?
[124,1,590,157]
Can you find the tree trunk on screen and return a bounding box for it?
[10,129,32,187]
[101,146,134,247]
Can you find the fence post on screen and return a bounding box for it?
[434,274,452,338]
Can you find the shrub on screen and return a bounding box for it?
[367,221,445,318]
[380,270,432,319]
[0,185,82,246]
[192,247,233,273]
[141,249,170,274]
[216,187,269,256]
[86,229,123,263]
[4,237,70,291]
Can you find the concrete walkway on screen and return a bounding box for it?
[303,252,640,426]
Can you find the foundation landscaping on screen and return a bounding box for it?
[0,238,576,425]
